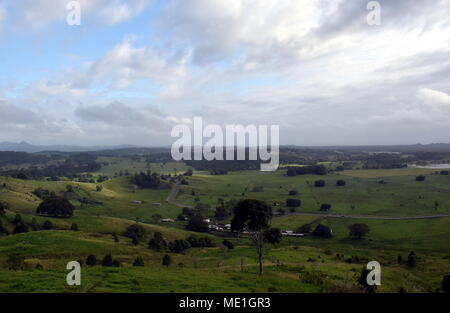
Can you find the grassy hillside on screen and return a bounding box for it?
[1,166,450,293]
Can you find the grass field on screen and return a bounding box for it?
[1,166,449,293]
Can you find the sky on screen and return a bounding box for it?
[0,0,450,146]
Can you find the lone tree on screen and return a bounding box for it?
[231,199,273,275]
[348,223,370,239]
[124,223,147,241]
[36,197,74,218]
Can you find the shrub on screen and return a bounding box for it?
[0,201,8,216]
[102,254,114,267]
[6,254,25,271]
[42,220,54,230]
[286,199,301,207]
[70,223,79,231]
[86,255,97,266]
[187,235,215,248]
[13,222,28,234]
[407,251,417,267]
[168,239,191,253]
[133,256,145,267]
[440,170,450,175]
[289,190,298,196]
[415,175,426,182]
[223,239,234,250]
[320,204,332,211]
[314,180,326,187]
[442,275,450,293]
[148,232,167,251]
[162,254,172,267]
[336,180,346,186]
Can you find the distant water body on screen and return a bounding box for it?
[408,164,450,169]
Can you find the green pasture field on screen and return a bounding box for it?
[1,166,450,293]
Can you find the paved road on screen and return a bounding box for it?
[167,184,450,220]
[286,212,450,220]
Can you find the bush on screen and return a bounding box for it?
[288,190,298,196]
[133,256,144,267]
[312,224,332,238]
[336,180,346,186]
[407,251,417,267]
[102,254,114,267]
[124,223,147,240]
[314,180,326,187]
[415,175,426,182]
[70,223,79,231]
[223,239,234,250]
[162,254,172,267]
[148,232,167,251]
[263,228,282,245]
[168,239,191,253]
[286,199,301,207]
[42,220,53,230]
[86,255,97,266]
[13,222,28,234]
[442,275,450,293]
[6,254,25,271]
[440,170,450,175]
[187,235,215,247]
[320,204,332,211]
[36,197,74,218]
[0,201,8,216]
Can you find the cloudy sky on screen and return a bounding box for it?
[0,0,450,146]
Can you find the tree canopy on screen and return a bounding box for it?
[36,197,74,218]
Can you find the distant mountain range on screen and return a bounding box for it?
[0,141,142,153]
[2,141,450,153]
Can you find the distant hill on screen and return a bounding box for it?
[0,141,142,153]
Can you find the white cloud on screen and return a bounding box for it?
[87,36,186,89]
[12,0,151,30]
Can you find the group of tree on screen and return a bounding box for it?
[133,171,169,189]
[36,196,75,218]
[286,164,328,177]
